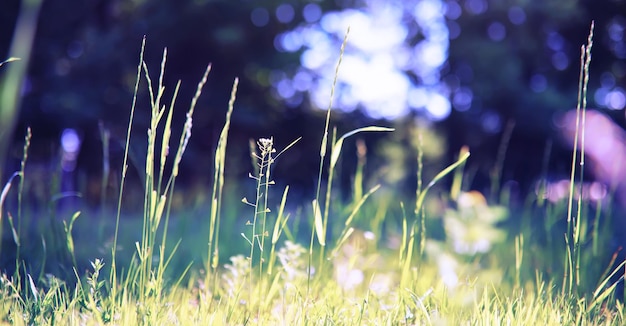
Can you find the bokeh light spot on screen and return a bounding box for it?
[445,1,462,20]
[613,42,626,59]
[609,19,624,42]
[481,111,502,133]
[292,71,312,91]
[427,92,451,121]
[276,79,295,99]
[448,21,461,39]
[551,51,569,71]
[508,6,526,25]
[594,87,609,106]
[453,87,473,112]
[606,88,626,110]
[303,3,322,23]
[278,31,303,52]
[547,31,564,51]
[277,0,451,120]
[62,129,80,153]
[464,0,488,15]
[61,128,81,172]
[276,4,295,24]
[250,7,270,27]
[487,22,506,41]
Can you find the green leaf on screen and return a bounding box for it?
[0,172,19,224]
[272,186,290,245]
[416,151,470,214]
[344,184,381,227]
[330,126,394,170]
[313,199,325,246]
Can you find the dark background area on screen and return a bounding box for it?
[1,1,623,204]
[1,0,625,278]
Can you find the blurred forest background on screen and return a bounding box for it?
[1,0,625,274]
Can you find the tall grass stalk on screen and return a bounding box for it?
[156,58,211,294]
[110,37,145,300]
[136,46,171,302]
[16,129,30,229]
[16,129,28,265]
[307,27,349,295]
[320,125,393,265]
[571,21,626,312]
[244,137,276,313]
[0,129,30,300]
[138,47,209,303]
[490,120,515,203]
[353,139,366,203]
[108,39,210,307]
[98,122,111,219]
[536,139,553,208]
[306,27,394,291]
[207,77,236,294]
[400,149,470,288]
[9,128,30,269]
[515,234,524,289]
[450,145,469,201]
[416,132,424,258]
[317,126,337,268]
[243,136,300,314]
[564,21,593,296]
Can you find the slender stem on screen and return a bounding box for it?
[111,37,145,300]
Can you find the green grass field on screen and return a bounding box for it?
[1,24,625,325]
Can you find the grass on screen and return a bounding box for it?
[1,23,625,325]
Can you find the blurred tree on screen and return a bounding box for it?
[263,0,625,197]
[1,0,369,208]
[0,0,43,178]
[443,0,626,194]
[1,0,624,205]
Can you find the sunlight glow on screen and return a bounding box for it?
[275,0,451,120]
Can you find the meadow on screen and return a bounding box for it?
[1,24,625,325]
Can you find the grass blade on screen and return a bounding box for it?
[415,151,470,214]
[313,199,325,246]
